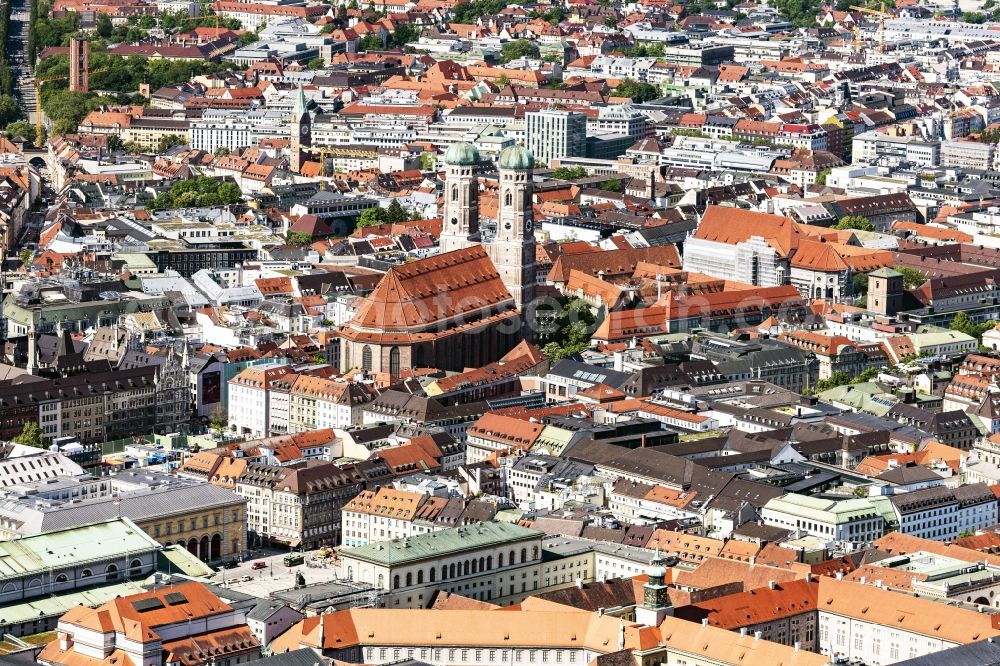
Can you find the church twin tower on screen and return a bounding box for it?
[439,142,537,311]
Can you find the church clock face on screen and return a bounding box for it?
[300,124,310,138]
[524,220,533,233]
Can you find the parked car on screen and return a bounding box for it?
[251,560,267,570]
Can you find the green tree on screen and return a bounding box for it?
[0,95,18,127]
[239,31,259,46]
[815,371,852,392]
[450,0,507,23]
[963,10,987,22]
[500,39,540,64]
[359,34,384,51]
[123,141,144,153]
[951,311,997,341]
[852,367,880,383]
[391,22,420,47]
[816,167,831,185]
[357,206,389,229]
[337,4,347,21]
[551,166,587,179]
[612,78,661,103]
[286,231,313,246]
[601,179,623,192]
[539,297,597,358]
[307,57,326,70]
[209,403,227,434]
[4,120,33,140]
[835,215,874,232]
[157,134,186,152]
[852,270,870,297]
[95,13,113,38]
[13,422,45,448]
[217,182,242,204]
[19,248,34,266]
[386,198,408,224]
[419,151,436,171]
[214,146,230,157]
[106,133,124,152]
[893,265,928,290]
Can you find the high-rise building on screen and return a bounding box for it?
[526,110,586,167]
[69,36,88,93]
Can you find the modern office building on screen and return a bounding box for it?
[526,110,586,167]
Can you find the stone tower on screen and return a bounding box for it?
[439,141,480,253]
[867,267,904,316]
[70,36,89,93]
[290,83,311,175]
[490,144,537,311]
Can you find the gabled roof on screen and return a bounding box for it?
[350,246,515,333]
[693,206,803,257]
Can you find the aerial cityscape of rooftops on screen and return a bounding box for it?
[15,0,1000,665]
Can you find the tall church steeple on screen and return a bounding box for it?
[490,144,537,312]
[290,83,311,175]
[439,141,480,254]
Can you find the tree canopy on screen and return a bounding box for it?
[148,177,242,211]
[539,298,597,360]
[612,78,661,103]
[551,166,587,180]
[501,39,540,63]
[386,199,408,224]
[13,422,45,448]
[357,206,389,229]
[835,215,874,232]
[893,265,928,290]
[951,311,997,341]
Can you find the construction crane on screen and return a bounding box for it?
[850,2,893,54]
[33,64,113,146]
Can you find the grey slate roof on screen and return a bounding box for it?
[890,638,1000,666]
[0,482,244,534]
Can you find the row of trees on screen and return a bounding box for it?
[0,0,13,97]
[28,0,78,70]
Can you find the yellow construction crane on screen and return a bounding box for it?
[850,2,892,54]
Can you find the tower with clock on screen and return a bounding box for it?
[489,143,537,313]
[290,83,311,175]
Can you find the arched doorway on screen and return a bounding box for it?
[106,564,119,582]
[210,534,222,561]
[187,538,198,557]
[199,536,210,561]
